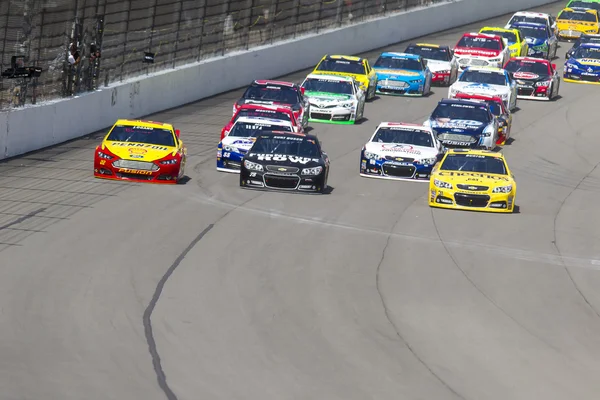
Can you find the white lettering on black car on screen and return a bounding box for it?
[253,153,318,164]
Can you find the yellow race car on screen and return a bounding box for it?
[311,54,377,100]
[94,119,187,183]
[556,8,600,41]
[429,149,516,213]
[479,27,529,57]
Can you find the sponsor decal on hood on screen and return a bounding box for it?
[247,153,320,164]
[456,83,506,93]
[578,58,600,66]
[454,47,500,57]
[305,91,352,101]
[377,144,424,155]
[104,142,175,160]
[221,136,256,150]
[365,142,437,158]
[431,118,484,130]
[437,170,511,181]
[374,68,422,77]
[512,71,540,79]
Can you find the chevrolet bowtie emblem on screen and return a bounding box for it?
[278,167,286,171]
[468,186,477,190]
[396,158,403,161]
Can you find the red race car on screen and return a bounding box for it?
[233,80,310,128]
[220,104,304,141]
[455,93,512,145]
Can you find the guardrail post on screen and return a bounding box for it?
[292,0,300,38]
[221,0,232,56]
[147,0,157,75]
[172,0,184,68]
[268,0,277,44]
[197,0,208,61]
[32,5,45,104]
[244,0,254,50]
[316,0,324,33]
[335,0,344,26]
[120,0,132,82]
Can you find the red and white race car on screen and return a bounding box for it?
[233,80,310,128]
[453,32,511,71]
[503,57,560,101]
[221,104,304,141]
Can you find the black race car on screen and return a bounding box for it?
[240,132,330,193]
[565,34,600,58]
[233,80,310,128]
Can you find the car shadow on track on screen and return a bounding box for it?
[177,176,192,185]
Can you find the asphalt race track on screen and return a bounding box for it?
[2,1,600,399]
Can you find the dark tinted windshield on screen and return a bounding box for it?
[515,25,548,39]
[302,78,354,94]
[230,122,292,137]
[456,36,501,50]
[486,102,502,116]
[459,70,507,85]
[107,125,175,146]
[372,127,433,147]
[440,154,507,174]
[504,59,550,75]
[482,30,517,43]
[242,85,299,104]
[509,15,548,25]
[431,103,491,122]
[558,10,597,21]
[405,45,450,61]
[235,109,292,122]
[568,1,600,11]
[251,135,321,158]
[573,45,600,58]
[316,59,365,75]
[373,56,423,70]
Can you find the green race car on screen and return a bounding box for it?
[300,74,366,124]
[566,0,600,12]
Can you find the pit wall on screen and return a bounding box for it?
[0,0,558,160]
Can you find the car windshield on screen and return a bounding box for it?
[251,135,321,158]
[431,103,491,122]
[235,109,292,123]
[459,70,507,85]
[482,30,517,43]
[229,122,292,137]
[107,125,175,146]
[302,78,354,94]
[405,45,450,61]
[316,59,365,75]
[373,56,423,70]
[573,45,600,58]
[569,1,600,10]
[485,102,502,116]
[440,154,508,174]
[558,10,597,21]
[242,85,299,104]
[456,36,501,50]
[578,36,600,46]
[509,15,548,25]
[371,127,434,147]
[516,25,548,39]
[504,59,550,75]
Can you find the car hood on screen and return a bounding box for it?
[364,142,438,159]
[511,71,551,82]
[102,141,176,161]
[429,118,487,135]
[305,91,354,104]
[434,170,513,184]
[425,59,452,72]
[311,70,368,85]
[557,19,597,30]
[571,57,600,67]
[374,68,424,78]
[453,47,501,57]
[221,136,256,151]
[245,152,322,167]
[452,82,510,95]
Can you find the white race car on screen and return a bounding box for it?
[448,67,518,111]
[216,116,294,173]
[300,74,366,124]
[505,11,557,33]
[360,122,444,181]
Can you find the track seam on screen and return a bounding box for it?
[375,194,467,400]
[552,161,600,319]
[429,208,563,353]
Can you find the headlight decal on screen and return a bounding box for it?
[434,179,452,189]
[492,184,512,193]
[301,166,323,175]
[244,160,264,171]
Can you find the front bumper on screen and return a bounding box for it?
[308,106,356,124]
[429,186,515,213]
[360,157,433,181]
[564,70,600,84]
[456,57,503,71]
[240,168,326,192]
[516,83,552,99]
[558,30,584,41]
[216,146,246,173]
[376,79,424,96]
[435,132,495,150]
[431,72,451,85]
[94,158,182,183]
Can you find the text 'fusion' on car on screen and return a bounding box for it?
[429,149,517,213]
[240,132,330,193]
[360,122,444,181]
[94,119,186,184]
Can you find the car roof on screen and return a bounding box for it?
[446,148,504,158]
[114,119,174,130]
[510,21,547,28]
[379,52,421,60]
[512,11,550,17]
[305,73,354,82]
[559,7,598,13]
[464,66,506,73]
[237,104,293,112]
[463,32,503,40]
[480,26,518,33]
[377,122,432,131]
[235,116,290,125]
[324,54,364,62]
[509,56,550,63]
[255,131,317,141]
[412,43,450,49]
[455,93,505,103]
[579,42,600,47]
[438,98,491,107]
[253,80,296,87]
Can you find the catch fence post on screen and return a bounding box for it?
[120,0,132,82]
[172,0,184,68]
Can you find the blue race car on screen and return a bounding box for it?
[565,33,600,58]
[509,22,558,59]
[372,52,432,96]
[564,42,600,84]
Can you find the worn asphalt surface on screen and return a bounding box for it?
[2,1,600,399]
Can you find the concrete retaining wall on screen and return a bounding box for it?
[0,0,558,160]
